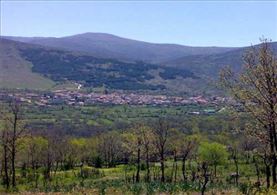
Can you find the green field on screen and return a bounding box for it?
[21,103,231,136]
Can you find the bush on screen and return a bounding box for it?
[140,163,146,171]
[129,183,143,195]
[239,182,250,194]
[79,166,101,179]
[94,156,103,168]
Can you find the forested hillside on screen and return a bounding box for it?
[20,46,197,90]
[165,42,277,77]
[0,39,199,92]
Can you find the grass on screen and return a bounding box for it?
[0,159,266,194]
[12,103,228,137]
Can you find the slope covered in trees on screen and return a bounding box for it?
[0,39,199,92]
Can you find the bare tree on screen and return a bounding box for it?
[220,39,277,185]
[98,131,122,168]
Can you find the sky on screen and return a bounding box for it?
[1,1,277,47]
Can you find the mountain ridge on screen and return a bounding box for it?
[2,33,238,63]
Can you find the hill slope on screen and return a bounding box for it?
[0,39,55,89]
[3,33,237,63]
[165,42,277,78]
[0,38,201,93]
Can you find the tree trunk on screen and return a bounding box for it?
[201,163,209,195]
[269,124,277,185]
[174,154,178,183]
[136,144,141,182]
[34,165,38,188]
[21,163,26,178]
[11,145,16,188]
[272,155,276,185]
[145,147,150,182]
[270,103,277,186]
[182,157,187,182]
[253,156,260,184]
[44,160,51,181]
[11,112,18,188]
[266,165,271,188]
[214,164,217,178]
[161,148,165,182]
[3,143,9,189]
[171,151,177,183]
[231,151,239,186]
[234,159,239,186]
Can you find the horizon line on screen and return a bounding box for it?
[1,31,275,48]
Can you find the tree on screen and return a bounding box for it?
[198,142,228,178]
[63,137,88,175]
[41,135,56,182]
[98,131,123,168]
[180,134,199,182]
[20,135,48,187]
[121,129,142,182]
[228,142,240,186]
[168,128,180,183]
[140,125,154,182]
[260,145,272,188]
[1,123,10,189]
[200,162,209,195]
[152,118,170,182]
[239,136,257,164]
[220,39,277,185]
[87,136,101,168]
[0,100,26,188]
[121,123,153,183]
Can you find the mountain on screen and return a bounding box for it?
[0,38,202,93]
[165,42,277,78]
[3,33,237,63]
[1,34,276,95]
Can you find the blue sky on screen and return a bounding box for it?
[1,1,277,46]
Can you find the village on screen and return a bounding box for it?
[0,89,228,107]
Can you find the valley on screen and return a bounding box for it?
[1,0,277,194]
[0,30,276,195]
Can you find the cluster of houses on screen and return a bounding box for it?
[0,90,228,107]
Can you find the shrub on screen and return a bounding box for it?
[94,156,103,168]
[79,166,101,179]
[239,182,250,194]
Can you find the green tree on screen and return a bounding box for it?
[179,134,200,182]
[198,142,228,177]
[0,100,26,189]
[152,118,170,182]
